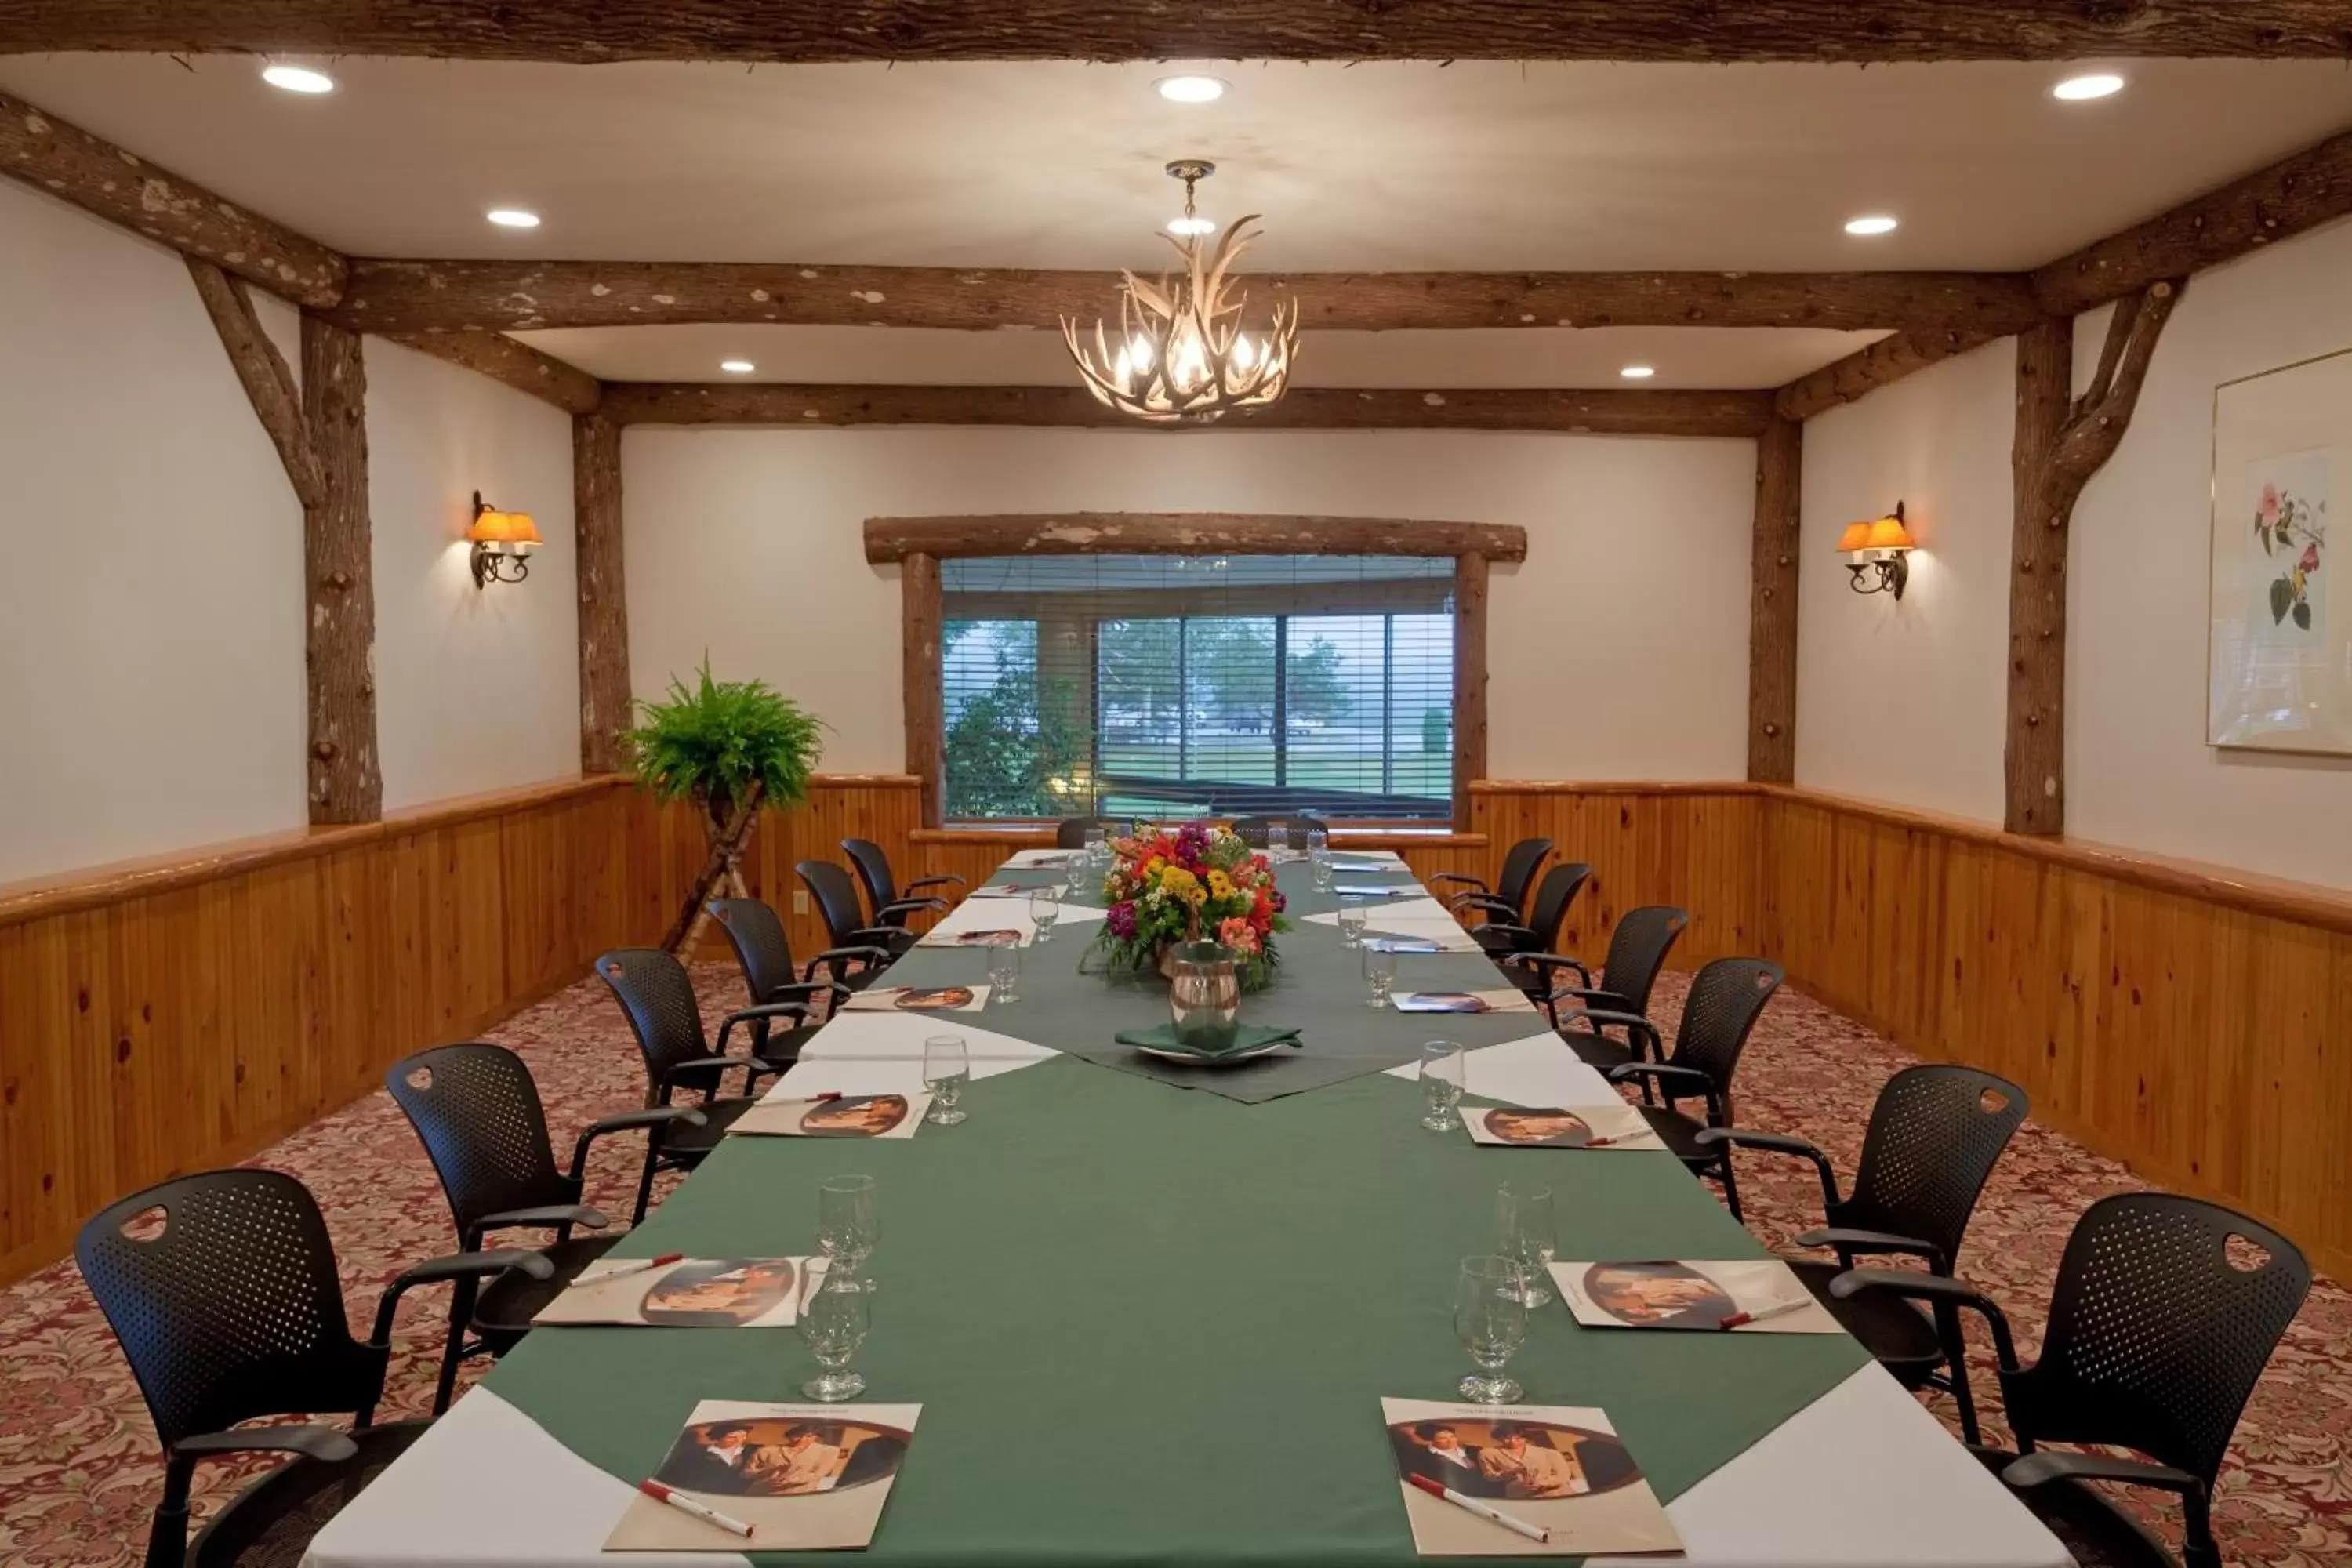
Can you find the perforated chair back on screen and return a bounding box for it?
[1231,815,1319,848]
[708,896,798,1004]
[1666,956,1784,1093]
[797,860,873,949]
[386,1043,568,1240]
[1523,862,1592,950]
[841,838,898,920]
[75,1170,385,1449]
[593,948,717,1095]
[2008,1192,2309,1486]
[1595,905,1689,1014]
[1492,837,1555,920]
[1056,816,1120,849]
[1835,1065,2028,1271]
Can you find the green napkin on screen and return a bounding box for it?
[1113,1022,1305,1059]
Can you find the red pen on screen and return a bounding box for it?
[811,1091,844,1103]
[1406,1472,1550,1542]
[595,1252,684,1283]
[638,1479,753,1538]
[1719,1296,1813,1330]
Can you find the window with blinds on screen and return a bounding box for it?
[941,555,1456,822]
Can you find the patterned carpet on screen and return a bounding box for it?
[1,964,2345,1566]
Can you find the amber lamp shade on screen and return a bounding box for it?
[466,491,539,588]
[1835,521,1875,554]
[466,509,542,551]
[1864,515,1916,552]
[1838,502,1914,600]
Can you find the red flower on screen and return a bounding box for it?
[2261,484,2283,524]
[2302,543,2322,572]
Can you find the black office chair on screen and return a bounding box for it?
[842,837,964,929]
[76,1168,549,1568]
[1230,814,1319,848]
[1468,862,1591,960]
[1834,1192,2310,1568]
[1429,836,1553,925]
[1599,956,1784,1220]
[1506,904,1690,1079]
[1695,1065,2029,1440]
[1055,816,1123,849]
[798,858,918,971]
[707,895,870,1036]
[594,948,805,1223]
[386,1041,710,1413]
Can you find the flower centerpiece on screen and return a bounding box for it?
[1095,821,1291,991]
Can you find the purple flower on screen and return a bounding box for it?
[1107,900,1138,938]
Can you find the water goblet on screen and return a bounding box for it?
[1363,946,1398,1009]
[1337,904,1369,948]
[816,1174,878,1287]
[1269,823,1292,855]
[1306,827,1330,858]
[1083,825,1108,861]
[798,1265,872,1402]
[923,1034,970,1126]
[1419,1040,1466,1131]
[987,943,1021,1004]
[1029,886,1062,943]
[1454,1254,1529,1404]
[1494,1183,1557,1308]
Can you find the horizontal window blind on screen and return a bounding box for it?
[941,555,1455,821]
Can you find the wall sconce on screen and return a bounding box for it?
[1835,502,1917,600]
[466,492,541,589]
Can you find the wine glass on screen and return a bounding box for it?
[924,1034,970,1125]
[1083,825,1108,862]
[816,1174,878,1288]
[1306,827,1330,858]
[798,1265,871,1402]
[987,944,1020,1004]
[1419,1041,1466,1131]
[1269,823,1292,855]
[1494,1183,1557,1308]
[1028,886,1062,944]
[1336,904,1369,948]
[1454,1255,1528,1404]
[1362,946,1398,1009]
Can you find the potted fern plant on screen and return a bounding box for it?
[622,659,826,954]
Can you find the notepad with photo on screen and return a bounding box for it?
[1363,935,1445,954]
[1380,1397,1681,1557]
[534,1258,813,1328]
[960,884,1033,898]
[1335,884,1421,898]
[1390,989,1537,1015]
[731,1092,933,1139]
[920,927,1025,948]
[841,985,990,1014]
[604,1399,922,1552]
[1461,1102,1662,1150]
[1549,1258,1841,1334]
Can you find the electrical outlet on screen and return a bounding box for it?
[793,889,810,914]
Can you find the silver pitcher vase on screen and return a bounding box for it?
[1166,940,1241,1052]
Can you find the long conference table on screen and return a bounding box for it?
[307,849,2068,1568]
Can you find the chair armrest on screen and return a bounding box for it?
[569,1106,707,1181]
[2002,1450,2208,1510]
[175,1425,358,1465]
[1573,1010,1664,1061]
[370,1248,555,1345]
[463,1204,609,1250]
[1450,893,1519,917]
[1794,1226,1947,1272]
[1501,953,1594,985]
[1829,1269,2020,1370]
[805,946,895,982]
[1471,923,1535,953]
[902,874,964,893]
[1426,873,1487,891]
[1606,1058,1715,1118]
[1694,1129,1840,1215]
[877,896,948,919]
[849,926,918,953]
[715,1000,822,1055]
[662,1053,789,1091]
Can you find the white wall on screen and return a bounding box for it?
[620,427,1759,782]
[2069,217,2352,888]
[366,339,580,809]
[1795,337,2018,823]
[0,181,310,883]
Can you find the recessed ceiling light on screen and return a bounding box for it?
[2053,72,2125,101]
[1844,214,1900,237]
[1156,75,1227,104]
[260,62,336,94]
[1620,365,1657,380]
[1167,215,1218,238]
[485,208,541,229]
[720,359,756,374]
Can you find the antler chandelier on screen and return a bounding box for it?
[1062,160,1299,424]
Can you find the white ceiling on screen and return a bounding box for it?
[515,323,1886,387]
[1,55,2348,274]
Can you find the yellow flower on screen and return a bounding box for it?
[1207,869,1235,900]
[1160,866,1199,898]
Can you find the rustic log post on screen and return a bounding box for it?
[1747,415,1803,782]
[1453,553,1490,827]
[186,259,324,510]
[903,552,946,829]
[574,412,632,775]
[2005,282,2182,834]
[300,314,380,825]
[661,782,766,956]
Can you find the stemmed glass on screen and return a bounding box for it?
[1419,1041,1466,1131]
[1337,904,1369,947]
[1028,886,1062,943]
[1307,828,1334,892]
[924,1034,970,1125]
[987,944,1021,1004]
[1454,1255,1529,1404]
[1363,946,1398,1009]
[816,1174,878,1290]
[1083,825,1108,865]
[1494,1183,1557,1308]
[798,1264,872,1402]
[1269,823,1293,856]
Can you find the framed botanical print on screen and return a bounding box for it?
[2209,349,2350,753]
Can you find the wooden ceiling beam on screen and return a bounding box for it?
[601,382,1778,438]
[866,514,1529,565]
[0,88,345,307]
[379,331,603,415]
[1773,325,2010,421]
[7,2,2350,62]
[329,260,2038,336]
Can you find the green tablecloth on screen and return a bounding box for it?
[483,851,1869,1566]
